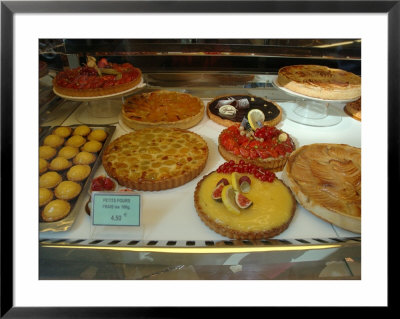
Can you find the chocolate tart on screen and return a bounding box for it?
[207,94,282,127]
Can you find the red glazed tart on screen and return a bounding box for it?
[218,125,296,172]
[53,57,142,97]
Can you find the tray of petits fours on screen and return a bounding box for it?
[39,124,116,232]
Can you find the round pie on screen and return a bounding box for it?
[281,143,361,233]
[277,65,361,100]
[53,57,142,97]
[121,90,205,130]
[194,161,296,239]
[102,128,209,191]
[207,94,282,127]
[218,125,296,172]
[344,98,361,121]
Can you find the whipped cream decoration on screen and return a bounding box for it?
[218,105,237,118]
[216,97,236,108]
[233,98,250,109]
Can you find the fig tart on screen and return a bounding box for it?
[121,90,204,130]
[281,143,361,233]
[102,128,209,191]
[194,161,296,239]
[207,94,282,127]
[218,125,296,172]
[277,65,361,100]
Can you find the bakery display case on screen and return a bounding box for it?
[39,39,361,280]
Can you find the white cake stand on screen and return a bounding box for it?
[53,79,146,125]
[272,78,359,127]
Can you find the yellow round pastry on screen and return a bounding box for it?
[65,135,86,148]
[39,171,62,188]
[67,164,91,182]
[48,156,72,171]
[39,145,57,160]
[194,162,296,239]
[53,126,72,138]
[43,134,65,148]
[39,187,54,207]
[41,199,71,222]
[81,140,102,153]
[54,180,82,200]
[73,125,91,137]
[73,151,96,165]
[58,146,79,159]
[39,158,49,174]
[87,129,107,142]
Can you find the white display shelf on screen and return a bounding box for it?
[39,97,361,244]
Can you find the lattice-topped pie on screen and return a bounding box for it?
[281,143,361,233]
[121,90,204,130]
[102,128,209,191]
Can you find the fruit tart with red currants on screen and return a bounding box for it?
[218,124,296,172]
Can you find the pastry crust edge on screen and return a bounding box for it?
[194,171,297,239]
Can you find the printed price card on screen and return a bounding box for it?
[92,192,141,226]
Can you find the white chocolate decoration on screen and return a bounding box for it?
[218,105,237,118]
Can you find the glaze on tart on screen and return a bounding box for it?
[218,125,295,172]
[277,65,361,100]
[207,94,282,127]
[281,143,361,233]
[121,90,205,130]
[194,161,296,239]
[102,128,209,191]
[53,57,142,97]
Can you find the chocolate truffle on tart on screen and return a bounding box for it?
[281,143,361,233]
[218,124,296,172]
[194,161,296,239]
[102,127,208,191]
[207,94,282,127]
[121,90,205,130]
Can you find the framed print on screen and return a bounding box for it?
[1,0,396,316]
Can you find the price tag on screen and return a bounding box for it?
[91,192,141,226]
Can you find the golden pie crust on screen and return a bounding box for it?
[121,90,205,130]
[194,171,296,239]
[102,128,209,191]
[277,65,361,100]
[281,143,361,233]
[344,98,361,121]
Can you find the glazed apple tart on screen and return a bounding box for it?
[102,128,209,191]
[281,143,361,233]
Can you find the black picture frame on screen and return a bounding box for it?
[1,1,395,317]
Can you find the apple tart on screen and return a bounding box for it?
[102,128,209,191]
[281,143,361,233]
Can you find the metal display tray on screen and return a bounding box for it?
[39,125,116,232]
